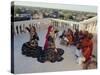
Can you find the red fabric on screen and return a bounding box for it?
[44,26,53,49]
[81,38,93,62]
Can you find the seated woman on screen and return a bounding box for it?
[66,28,74,46]
[78,32,94,68]
[37,25,64,63]
[22,25,42,58]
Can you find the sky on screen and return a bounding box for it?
[13,1,97,13]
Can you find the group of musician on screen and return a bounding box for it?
[59,28,97,69]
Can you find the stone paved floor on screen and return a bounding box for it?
[14,30,84,74]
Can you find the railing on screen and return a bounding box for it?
[13,16,97,36]
[13,18,51,35]
[79,16,97,33]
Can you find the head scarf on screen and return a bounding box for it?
[44,25,53,49]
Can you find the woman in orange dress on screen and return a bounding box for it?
[81,33,93,69]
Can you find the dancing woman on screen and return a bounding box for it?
[22,25,42,58]
[26,25,39,42]
[44,25,55,49]
[40,25,64,63]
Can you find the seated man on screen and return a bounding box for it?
[73,29,80,46]
[66,29,74,46]
[59,30,66,39]
[59,30,67,45]
[75,43,85,65]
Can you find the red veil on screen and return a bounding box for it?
[44,25,53,49]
